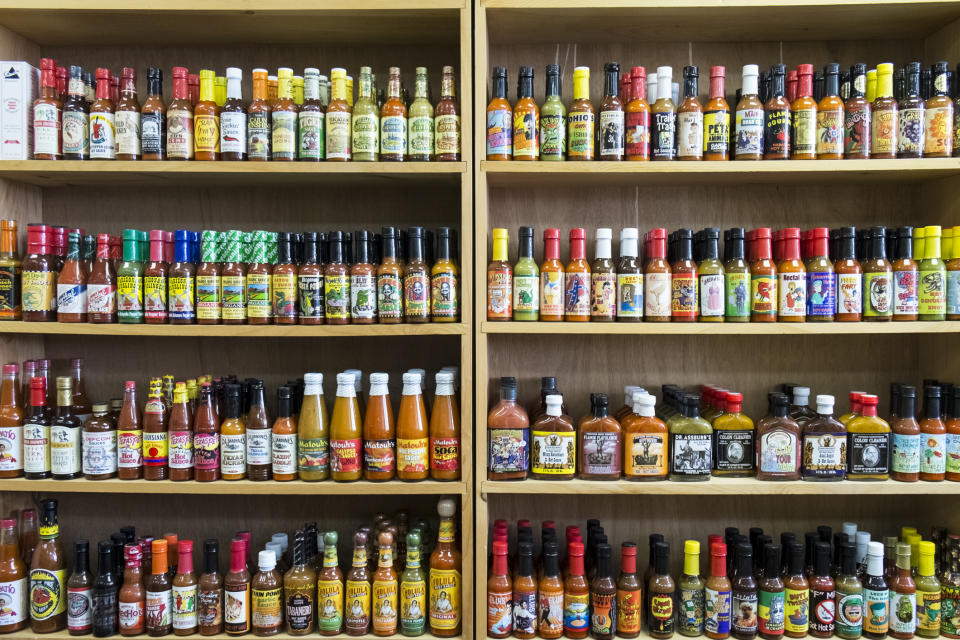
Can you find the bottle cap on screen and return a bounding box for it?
[258,549,276,570]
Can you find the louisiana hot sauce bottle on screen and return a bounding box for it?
[429,498,460,637]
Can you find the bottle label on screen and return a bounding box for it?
[679,588,706,635]
[166,108,193,159]
[918,590,940,634]
[539,271,564,318]
[0,426,20,472]
[704,109,729,155]
[168,274,195,320]
[778,272,806,317]
[625,432,666,476]
[836,272,862,314]
[725,272,750,317]
[864,272,892,316]
[377,273,402,319]
[223,586,248,630]
[143,274,167,320]
[892,432,921,474]
[735,107,764,156]
[246,272,271,319]
[919,267,946,315]
[89,112,115,159]
[430,436,459,472]
[117,274,143,319]
[563,591,589,633]
[714,429,754,472]
[372,579,398,633]
[751,274,776,315]
[23,422,50,473]
[270,110,295,158]
[115,109,140,156]
[849,432,890,476]
[173,584,197,630]
[56,282,86,315]
[0,265,18,317]
[700,273,724,317]
[810,589,835,635]
[168,430,192,469]
[50,424,80,475]
[435,114,460,156]
[87,282,115,315]
[531,430,575,475]
[252,586,282,631]
[220,432,245,475]
[325,111,351,160]
[117,429,142,468]
[920,432,946,474]
[330,437,362,473]
[581,431,621,475]
[220,111,246,154]
[296,273,323,320]
[897,108,924,155]
[758,589,785,634]
[397,437,428,474]
[763,108,789,156]
[221,274,246,320]
[92,587,117,635]
[564,271,590,316]
[671,273,697,317]
[62,111,89,156]
[22,270,56,312]
[197,588,221,628]
[247,112,271,159]
[940,585,959,635]
[644,271,671,317]
[363,438,395,473]
[271,272,297,319]
[29,567,66,620]
[511,588,536,635]
[193,113,219,154]
[352,112,378,155]
[613,588,640,635]
[0,577,26,626]
[299,436,329,473]
[68,585,92,630]
[408,115,433,157]
[591,272,616,318]
[599,109,625,157]
[193,432,219,470]
[947,433,960,474]
[807,271,836,316]
[815,107,843,155]
[489,428,529,474]
[567,111,595,159]
[705,586,732,636]
[271,432,297,475]
[403,273,430,318]
[676,110,703,158]
[872,110,897,155]
[345,578,371,632]
[540,113,565,157]
[652,110,676,160]
[650,593,674,634]
[948,268,960,315]
[759,430,799,474]
[615,272,643,318]
[802,432,846,478]
[925,105,952,155]
[298,110,324,159]
[196,274,220,320]
[589,589,616,636]
[488,268,513,318]
[119,599,144,631]
[140,111,164,155]
[380,114,407,155]
[246,428,270,466]
[888,591,915,634]
[431,271,457,318]
[512,274,538,314]
[316,580,342,632]
[733,589,759,635]
[784,587,810,634]
[791,107,816,155]
[399,578,425,633]
[625,109,650,158]
[844,104,870,156]
[671,432,712,475]
[486,109,512,156]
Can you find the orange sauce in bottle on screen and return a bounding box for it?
[0,363,23,479]
[777,228,806,322]
[429,499,461,636]
[750,228,777,322]
[565,228,590,321]
[540,229,564,321]
[645,228,671,321]
[330,373,362,482]
[271,386,297,481]
[834,227,862,321]
[396,372,429,481]
[363,373,395,482]
[430,371,460,481]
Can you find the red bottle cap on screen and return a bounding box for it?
[493,540,508,556]
[781,227,801,261]
[786,69,798,102]
[29,377,45,407]
[517,519,531,528]
[631,66,646,100]
[569,228,586,261]
[121,67,135,80]
[2,364,16,376]
[27,224,50,255]
[727,392,743,412]
[0,518,15,529]
[710,541,727,576]
[125,543,142,567]
[543,228,560,260]
[569,541,584,556]
[178,540,194,574]
[494,519,507,528]
[860,394,878,416]
[647,227,667,259]
[125,380,136,391]
[39,58,56,88]
[230,538,246,572]
[95,68,111,100]
[753,228,772,261]
[189,73,199,86]
[96,233,111,258]
[149,229,165,262]
[39,58,55,71]
[542,520,555,530]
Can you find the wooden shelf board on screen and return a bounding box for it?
[482,478,960,496]
[482,0,960,43]
[8,634,461,640]
[481,320,960,336]
[482,159,960,187]
[0,160,466,188]
[0,2,466,46]
[0,321,467,338]
[0,477,467,495]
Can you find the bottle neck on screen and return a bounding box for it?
[493,75,507,100]
[709,74,724,100]
[546,72,560,98]
[877,71,894,99]
[172,75,188,101]
[683,73,697,98]
[797,73,813,99]
[605,68,619,98]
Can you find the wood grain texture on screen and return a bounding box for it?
[0,477,467,495]
[0,321,467,337]
[482,321,960,336]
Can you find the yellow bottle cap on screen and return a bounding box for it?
[277,67,293,80]
[199,69,214,81]
[683,540,700,575]
[925,225,942,238]
[918,541,936,576]
[900,526,917,542]
[491,228,509,261]
[907,533,922,566]
[331,67,346,80]
[573,66,590,80]
[876,62,894,76]
[492,228,509,241]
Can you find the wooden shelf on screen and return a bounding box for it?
[7,633,461,640]
[0,321,467,338]
[0,160,466,188]
[482,0,960,43]
[482,478,960,496]
[0,477,467,495]
[0,1,465,46]
[481,321,960,335]
[482,159,960,187]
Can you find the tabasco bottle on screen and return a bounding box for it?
[791,64,817,159]
[62,65,89,160]
[871,63,898,158]
[429,499,460,636]
[193,70,219,161]
[568,66,595,160]
[167,67,193,160]
[33,58,61,160]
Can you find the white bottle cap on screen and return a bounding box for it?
[545,394,563,417]
[304,67,319,77]
[595,228,612,259]
[657,66,672,100]
[647,74,658,104]
[271,532,288,551]
[370,372,389,385]
[816,394,834,414]
[621,228,639,258]
[226,67,242,80]
[742,64,759,96]
[258,549,276,571]
[624,385,640,406]
[336,372,356,397]
[633,393,656,417]
[793,386,810,406]
[344,369,362,393]
[842,522,857,536]
[303,372,323,395]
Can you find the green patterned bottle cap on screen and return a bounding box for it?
[201,236,218,262]
[224,239,241,263]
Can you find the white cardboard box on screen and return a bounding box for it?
[0,61,39,160]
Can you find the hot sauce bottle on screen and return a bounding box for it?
[847,394,890,480]
[834,227,862,321]
[757,545,784,640]
[732,543,758,640]
[805,228,835,321]
[251,549,281,637]
[34,58,63,160]
[351,66,379,161]
[197,539,225,636]
[790,64,817,159]
[403,228,430,323]
[116,381,142,479]
[362,372,395,481]
[749,228,777,322]
[0,363,23,479]
[723,228,750,321]
[925,61,953,156]
[66,539,92,636]
[429,226,458,322]
[862,227,893,320]
[144,539,172,636]
[330,372,362,482]
[763,65,790,159]
[118,544,145,636]
[192,69,219,161]
[512,66,538,160]
[887,543,915,640]
[540,228,564,321]
[86,233,116,322]
[898,62,925,158]
[243,69,271,161]
[777,228,806,321]
[670,229,698,321]
[651,66,676,161]
[591,228,616,321]
[56,231,86,322]
[486,66,512,160]
[705,541,732,640]
[735,64,764,160]
[0,219,20,321]
[512,226,539,321]
[143,230,167,324]
[713,392,755,477]
[512,541,536,639]
[0,517,26,632]
[679,540,705,637]
[622,391,668,480]
[783,543,809,639]
[396,371,429,481]
[166,67,193,160]
[919,225,946,320]
[565,228,590,321]
[487,539,512,638]
[579,394,621,480]
[842,63,871,158]
[676,65,703,161]
[589,543,617,640]
[616,227,643,321]
[167,230,195,323]
[802,394,847,481]
[315,531,342,636]
[649,541,676,639]
[814,63,844,159]
[138,67,165,160]
[919,385,946,481]
[166,382,192,481]
[872,63,898,158]
[756,393,801,481]
[193,382,220,482]
[224,538,250,636]
[270,68,297,161]
[213,67,246,161]
[488,377,529,480]
[538,63,566,161]
[598,62,625,161]
[371,532,398,636]
[703,66,730,161]
[563,66,595,160]
[244,381,270,481]
[62,65,89,160]
[88,67,115,160]
[625,66,650,161]
[429,370,460,481]
[112,67,139,161]
[644,228,671,321]
[21,224,56,322]
[196,231,220,324]
[171,540,198,636]
[345,531,371,635]
[562,541,588,639]
[117,229,144,324]
[531,394,575,480]
[614,542,642,639]
[271,386,297,481]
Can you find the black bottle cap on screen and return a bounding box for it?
[493,66,507,78]
[546,64,560,75]
[605,62,620,73]
[519,66,533,78]
[825,62,839,76]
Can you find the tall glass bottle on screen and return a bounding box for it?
[844,63,871,159]
[540,64,566,160]
[652,66,676,160]
[763,65,790,159]
[918,225,946,320]
[677,65,703,161]
[380,67,407,161]
[791,64,817,159]
[669,394,713,481]
[898,62,925,158]
[325,68,351,161]
[486,67,512,160]
[407,66,433,161]
[598,62,625,160]
[352,66,379,161]
[872,63,898,158]
[567,67,594,161]
[513,226,539,321]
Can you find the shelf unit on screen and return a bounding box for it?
[475,0,960,630]
[0,2,473,639]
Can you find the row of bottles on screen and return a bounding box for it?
[33,62,461,162]
[486,518,958,640]
[487,226,960,322]
[0,361,461,483]
[0,497,462,636]
[5,222,459,324]
[486,376,960,482]
[485,61,956,161]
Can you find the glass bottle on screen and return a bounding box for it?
[847,394,891,480]
[790,64,817,159]
[924,61,953,157]
[713,392,755,477]
[57,231,86,322]
[403,227,430,323]
[432,65,460,160]
[763,65,790,159]
[777,228,806,321]
[487,227,512,321]
[88,67,115,159]
[888,543,914,640]
[23,377,50,480]
[802,394,847,481]
[698,227,725,321]
[670,394,712,481]
[578,394,621,480]
[871,63,898,158]
[671,229,698,321]
[487,377,529,480]
[396,372,429,481]
[805,228,835,320]
[380,66,407,161]
[915,542,940,638]
[702,65,730,160]
[0,363,23,478]
[735,64,764,160]
[565,228,591,321]
[919,385,946,481]
[649,542,676,639]
[540,64,566,160]
[918,225,946,320]
[269,68,297,161]
[835,226,862,321]
[313,531,340,636]
[92,542,117,638]
[843,63,871,158]
[815,63,844,158]
[615,227,642,321]
[430,226,458,322]
[51,375,82,480]
[622,392,667,481]
[172,540,197,636]
[758,545,785,640]
[67,540,92,635]
[598,62,625,160]
[224,538,250,635]
[591,228,616,321]
[192,382,219,482]
[723,228,750,321]
[756,393,801,481]
[324,67,351,161]
[531,394,575,479]
[297,67,324,161]
[898,62,925,158]
[486,66,512,160]
[513,226,539,321]
[513,541,536,639]
[165,67,193,160]
[652,66,676,160]
[679,540,706,637]
[400,531,426,636]
[487,539,512,638]
[564,541,589,639]
[371,531,398,636]
[62,65,90,160]
[567,66,594,160]
[862,227,893,320]
[330,372,362,482]
[406,66,433,161]
[428,498,460,637]
[145,539,172,636]
[750,228,777,321]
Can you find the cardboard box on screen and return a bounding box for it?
[0,61,38,160]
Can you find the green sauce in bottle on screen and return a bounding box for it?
[513,226,539,321]
[678,540,705,636]
[919,225,946,320]
[540,64,566,161]
[669,393,712,482]
[723,228,750,322]
[915,541,941,638]
[117,229,144,324]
